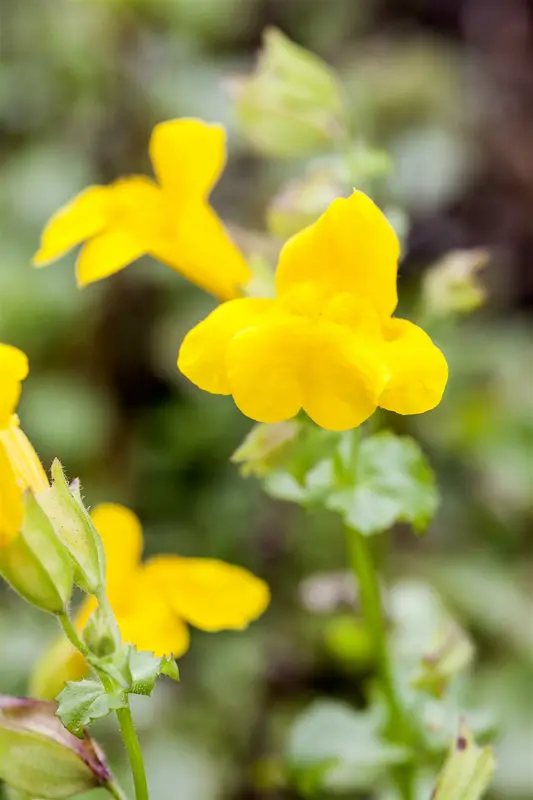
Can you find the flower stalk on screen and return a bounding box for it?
[58,610,149,800]
[345,526,414,800]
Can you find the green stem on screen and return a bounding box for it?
[116,700,150,800]
[107,780,129,800]
[58,612,91,659]
[345,526,414,800]
[58,610,148,800]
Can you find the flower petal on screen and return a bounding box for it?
[378,319,448,415]
[76,573,191,658]
[153,202,250,300]
[30,636,88,700]
[116,582,190,658]
[0,442,23,547]
[302,320,388,431]
[149,118,226,202]
[0,345,28,428]
[275,191,400,318]
[227,316,305,423]
[0,417,48,493]
[76,230,146,286]
[33,187,110,266]
[178,298,274,394]
[143,556,270,632]
[90,504,143,588]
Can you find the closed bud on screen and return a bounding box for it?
[0,696,111,799]
[82,606,120,658]
[232,27,347,157]
[0,492,73,615]
[36,461,104,595]
[422,249,488,319]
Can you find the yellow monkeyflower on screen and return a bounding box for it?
[178,191,448,431]
[32,503,270,697]
[33,119,251,300]
[0,344,48,545]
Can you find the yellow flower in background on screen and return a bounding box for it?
[0,344,48,545]
[0,344,28,430]
[32,503,270,697]
[33,119,251,300]
[178,191,448,431]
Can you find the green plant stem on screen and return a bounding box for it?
[116,701,150,800]
[58,612,90,658]
[58,610,148,800]
[107,780,129,800]
[345,526,414,800]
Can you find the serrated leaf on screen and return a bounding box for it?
[264,430,438,537]
[127,650,179,696]
[287,700,410,792]
[432,722,496,800]
[56,680,125,738]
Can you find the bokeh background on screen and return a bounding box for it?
[0,0,532,798]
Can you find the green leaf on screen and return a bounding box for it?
[286,700,410,792]
[56,680,125,738]
[127,650,179,697]
[265,430,438,537]
[432,722,496,800]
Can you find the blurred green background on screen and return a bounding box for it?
[0,0,532,798]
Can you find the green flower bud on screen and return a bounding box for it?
[422,249,488,319]
[0,696,111,799]
[232,27,347,157]
[36,461,104,595]
[0,492,73,615]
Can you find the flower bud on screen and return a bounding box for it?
[0,696,111,799]
[232,27,347,157]
[36,461,104,595]
[422,249,488,319]
[0,491,73,615]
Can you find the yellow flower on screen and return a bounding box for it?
[81,503,269,655]
[0,344,48,545]
[33,119,251,300]
[178,191,448,431]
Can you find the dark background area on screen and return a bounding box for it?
[0,1,531,798]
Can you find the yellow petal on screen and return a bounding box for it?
[30,636,88,700]
[76,576,190,658]
[154,202,251,300]
[76,230,146,286]
[0,417,48,493]
[226,316,305,423]
[378,318,448,415]
[117,587,190,658]
[33,186,110,266]
[149,118,226,202]
[0,344,28,428]
[143,555,270,632]
[302,320,388,431]
[275,191,400,318]
[0,442,23,547]
[178,298,274,394]
[90,504,143,588]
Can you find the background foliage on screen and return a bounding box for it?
[0,0,531,798]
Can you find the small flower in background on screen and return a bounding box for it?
[33,119,250,300]
[32,503,270,697]
[178,191,448,431]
